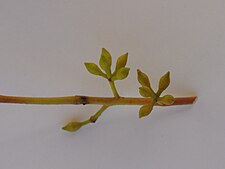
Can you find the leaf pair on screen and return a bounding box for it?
[137,70,174,118]
[84,48,111,78]
[137,69,156,118]
[84,48,130,81]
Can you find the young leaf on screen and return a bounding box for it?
[116,67,130,80]
[137,69,151,88]
[62,121,82,132]
[84,62,106,78]
[157,95,175,105]
[157,71,170,95]
[115,53,128,72]
[139,103,154,118]
[139,86,151,97]
[99,48,112,74]
[139,86,156,98]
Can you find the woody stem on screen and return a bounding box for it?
[0,95,197,106]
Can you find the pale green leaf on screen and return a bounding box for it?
[139,86,156,98]
[157,95,175,105]
[84,62,106,78]
[137,69,151,88]
[139,86,151,97]
[99,48,112,74]
[157,71,170,95]
[139,103,154,118]
[116,67,130,80]
[115,52,128,72]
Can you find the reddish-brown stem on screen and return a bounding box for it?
[0,95,197,106]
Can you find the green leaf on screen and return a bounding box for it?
[137,69,151,88]
[84,62,106,78]
[139,86,156,98]
[115,67,130,80]
[62,121,82,132]
[139,86,150,97]
[157,95,175,105]
[157,71,170,95]
[137,69,156,97]
[99,48,112,74]
[115,52,128,72]
[139,102,154,118]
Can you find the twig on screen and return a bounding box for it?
[0,95,197,106]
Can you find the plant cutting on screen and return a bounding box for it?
[0,48,197,132]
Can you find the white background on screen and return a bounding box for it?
[0,0,224,168]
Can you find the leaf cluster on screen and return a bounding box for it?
[137,70,174,118]
[84,48,130,81]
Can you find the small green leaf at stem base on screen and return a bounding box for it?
[157,95,175,105]
[84,62,106,78]
[139,101,154,118]
[139,86,156,98]
[139,86,151,97]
